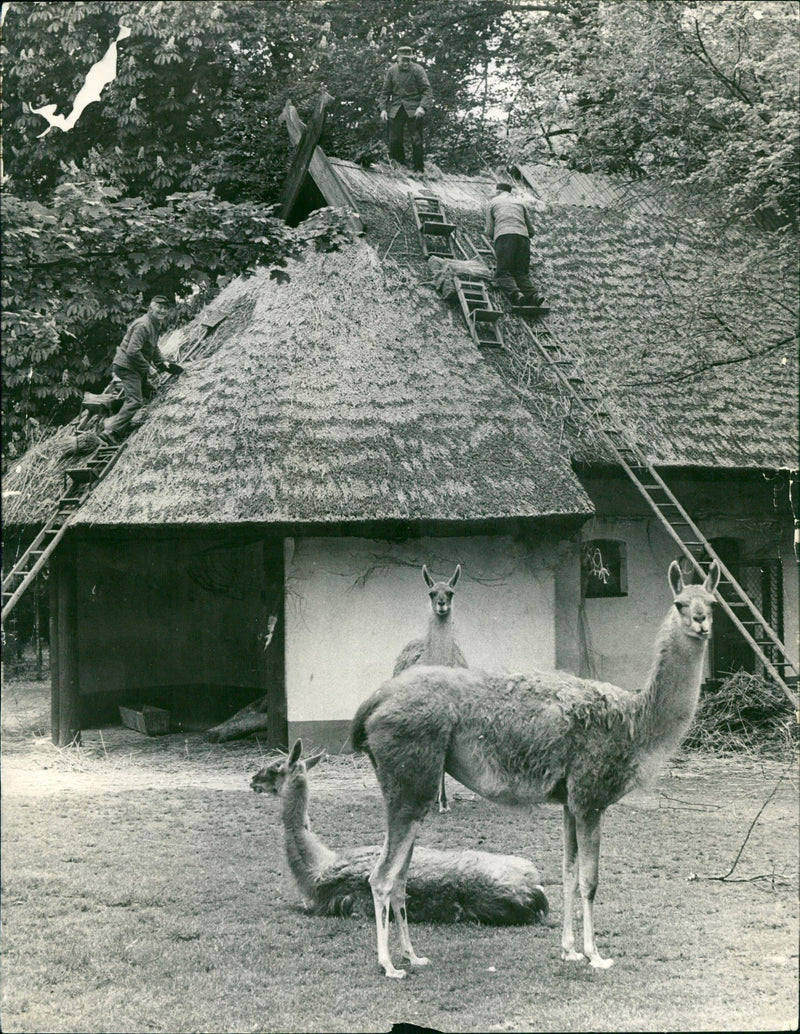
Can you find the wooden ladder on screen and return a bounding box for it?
[518,323,798,705]
[2,440,125,623]
[1,311,228,625]
[411,195,457,258]
[453,275,504,349]
[463,231,496,269]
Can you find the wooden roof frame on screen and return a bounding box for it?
[279,96,363,234]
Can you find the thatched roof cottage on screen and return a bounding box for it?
[4,133,797,748]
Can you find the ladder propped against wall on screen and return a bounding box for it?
[453,275,504,349]
[517,323,798,705]
[1,310,228,626]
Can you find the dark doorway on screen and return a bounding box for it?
[703,538,784,680]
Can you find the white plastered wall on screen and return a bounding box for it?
[283,534,558,724]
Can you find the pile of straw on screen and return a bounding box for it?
[685,671,798,756]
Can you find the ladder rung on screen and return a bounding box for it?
[421,221,456,236]
[471,309,502,323]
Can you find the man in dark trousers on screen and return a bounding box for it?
[380,45,433,173]
[100,295,181,443]
[484,181,545,308]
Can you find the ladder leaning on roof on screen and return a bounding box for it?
[411,196,505,348]
[411,195,458,258]
[1,310,228,627]
[406,191,795,702]
[452,275,504,349]
[2,439,126,623]
[517,323,798,707]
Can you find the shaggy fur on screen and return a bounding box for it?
[251,740,548,925]
[392,564,467,811]
[351,561,720,977]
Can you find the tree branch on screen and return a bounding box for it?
[622,335,797,388]
[687,17,767,119]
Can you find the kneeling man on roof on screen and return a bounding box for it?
[380,45,433,174]
[100,295,182,445]
[485,181,546,309]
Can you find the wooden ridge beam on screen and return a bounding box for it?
[279,91,331,221]
[279,97,363,234]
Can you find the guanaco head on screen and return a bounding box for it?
[250,738,325,795]
[422,564,461,617]
[668,560,720,641]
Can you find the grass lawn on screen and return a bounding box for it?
[1,678,797,1033]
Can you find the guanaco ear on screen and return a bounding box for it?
[704,561,720,594]
[668,560,684,598]
[288,739,303,766]
[449,564,461,589]
[305,750,326,771]
[422,565,434,588]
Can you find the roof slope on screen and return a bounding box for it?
[332,158,798,471]
[49,241,589,526]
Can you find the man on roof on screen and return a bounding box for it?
[380,45,433,174]
[100,295,182,445]
[485,181,546,309]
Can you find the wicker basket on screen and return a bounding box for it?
[119,704,171,736]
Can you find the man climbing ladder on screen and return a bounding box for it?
[100,295,183,444]
[484,181,546,309]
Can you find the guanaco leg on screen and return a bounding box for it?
[390,839,430,968]
[369,820,424,979]
[576,810,613,969]
[560,807,583,962]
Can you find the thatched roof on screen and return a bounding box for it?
[4,241,592,526]
[330,158,798,471]
[5,154,796,531]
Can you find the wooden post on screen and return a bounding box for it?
[34,580,44,680]
[265,540,288,750]
[49,557,60,746]
[55,536,81,747]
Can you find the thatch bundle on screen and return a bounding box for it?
[427,256,491,299]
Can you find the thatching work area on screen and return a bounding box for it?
[3,147,797,750]
[329,157,798,470]
[75,242,591,526]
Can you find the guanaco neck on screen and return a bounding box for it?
[421,611,457,665]
[280,774,336,899]
[634,610,708,756]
